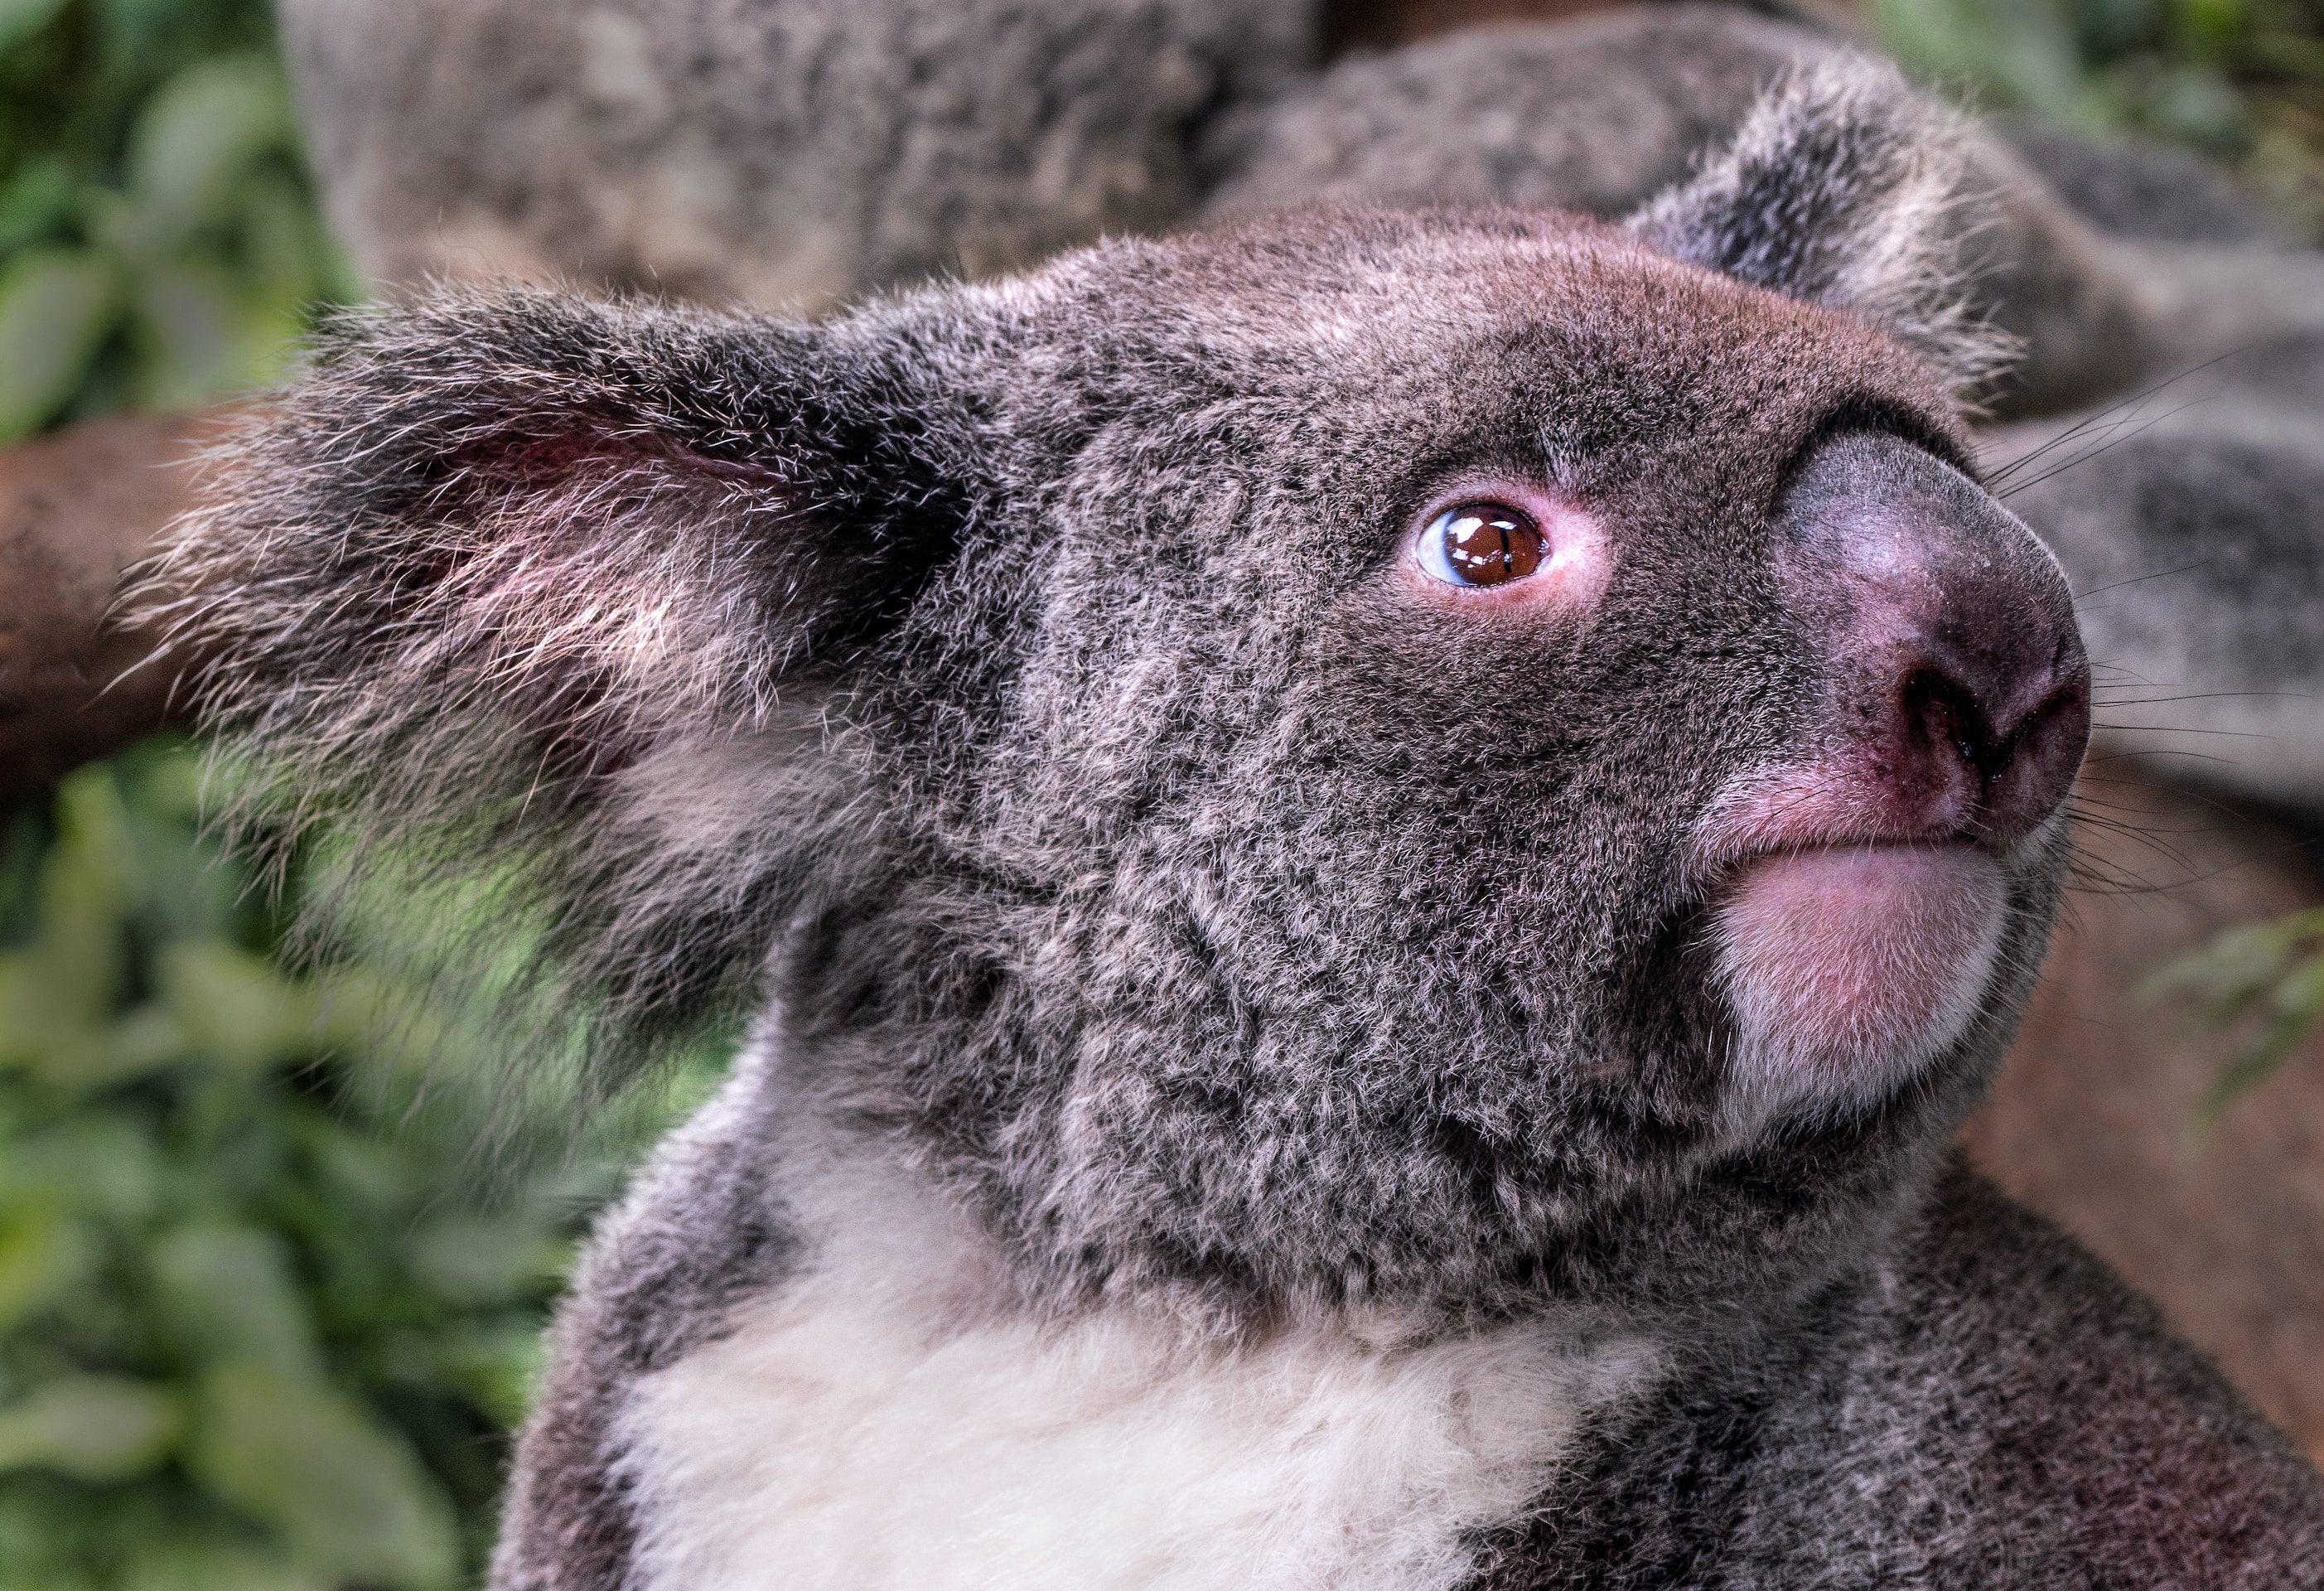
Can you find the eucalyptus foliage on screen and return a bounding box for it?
[0,0,348,442]
[2143,907,2324,1132]
[0,747,713,1589]
[1871,0,2324,236]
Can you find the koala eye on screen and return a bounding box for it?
[1415,501,1545,588]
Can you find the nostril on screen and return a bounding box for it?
[2000,672,2093,790]
[1892,653,2091,843]
[1902,665,1997,780]
[1887,646,2091,832]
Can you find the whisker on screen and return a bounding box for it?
[1979,346,2257,486]
[2070,561,2209,604]
[2090,723,2273,738]
[1997,397,2216,501]
[2081,747,2239,767]
[2090,691,2311,707]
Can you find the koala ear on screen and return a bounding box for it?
[152,288,981,1080]
[1626,56,2014,401]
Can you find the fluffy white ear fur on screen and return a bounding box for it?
[1627,56,2016,402]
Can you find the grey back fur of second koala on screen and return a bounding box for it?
[219,3,2324,1589]
[282,0,2324,415]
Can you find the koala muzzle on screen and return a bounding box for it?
[1779,432,2091,852]
[1698,434,2092,1120]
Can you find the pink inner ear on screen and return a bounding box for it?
[1713,844,2006,1123]
[455,424,784,498]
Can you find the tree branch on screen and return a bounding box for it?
[0,410,234,808]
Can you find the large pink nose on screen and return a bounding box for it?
[1778,434,2090,849]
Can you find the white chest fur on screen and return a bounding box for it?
[616,1165,1659,1591]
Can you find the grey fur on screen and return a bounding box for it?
[1204,7,2324,416]
[1625,55,2013,399]
[495,1043,797,1589]
[278,0,2324,420]
[278,0,1317,312]
[1466,1158,2324,1588]
[1203,7,1816,226]
[157,52,2324,1586]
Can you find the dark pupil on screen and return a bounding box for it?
[1443,504,1543,584]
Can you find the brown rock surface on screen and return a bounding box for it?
[1970,771,2324,1464]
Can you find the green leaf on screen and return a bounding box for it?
[0,249,118,443]
[187,1362,459,1591]
[0,159,80,254]
[2191,947,2324,1131]
[231,171,324,309]
[0,950,110,1074]
[155,941,321,1074]
[0,0,68,56]
[427,1323,548,1430]
[1873,0,2123,132]
[406,1214,568,1307]
[123,54,292,249]
[2139,905,2324,1012]
[99,1004,194,1085]
[2176,0,2247,51]
[2144,62,2250,153]
[150,1226,322,1379]
[2149,907,2324,1134]
[124,258,248,409]
[41,765,145,997]
[0,1207,94,1332]
[0,1377,183,1482]
[0,1118,165,1226]
[123,1539,331,1591]
[2080,0,2165,59]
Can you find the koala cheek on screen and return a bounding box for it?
[1709,844,2007,1129]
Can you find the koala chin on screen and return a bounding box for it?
[154,50,2324,1591]
[1713,839,2010,1126]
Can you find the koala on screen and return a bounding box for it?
[157,42,2324,1588]
[275,0,1318,308]
[278,0,2324,418]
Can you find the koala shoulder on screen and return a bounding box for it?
[1469,1158,2324,1589]
[495,1046,800,1591]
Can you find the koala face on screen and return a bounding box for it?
[803,210,2088,1318]
[164,70,2087,1331]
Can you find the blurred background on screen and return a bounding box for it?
[0,1,2318,1586]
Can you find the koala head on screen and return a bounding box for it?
[162,61,2086,1329]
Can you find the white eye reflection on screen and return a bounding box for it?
[1416,501,1546,588]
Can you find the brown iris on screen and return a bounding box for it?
[1426,501,1545,587]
